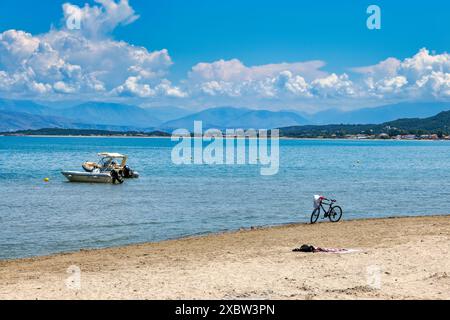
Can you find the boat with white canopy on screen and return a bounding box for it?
[61,152,139,183]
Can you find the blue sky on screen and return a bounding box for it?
[0,0,449,111]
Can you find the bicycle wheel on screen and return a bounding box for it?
[328,206,343,222]
[311,208,320,224]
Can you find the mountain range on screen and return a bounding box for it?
[280,110,450,137]
[0,98,449,132]
[159,107,309,130]
[8,110,450,138]
[305,102,450,124]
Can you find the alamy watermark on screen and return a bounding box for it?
[366,264,382,290]
[367,5,381,30]
[171,121,279,176]
[65,265,81,290]
[66,9,81,30]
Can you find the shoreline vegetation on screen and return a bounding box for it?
[3,109,450,140]
[1,128,449,141]
[0,215,448,300]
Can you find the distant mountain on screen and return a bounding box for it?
[0,110,153,132]
[161,107,249,130]
[5,109,450,137]
[160,107,309,130]
[0,98,51,116]
[308,102,450,124]
[0,110,73,131]
[385,110,450,132]
[55,102,161,128]
[144,106,193,122]
[2,99,450,132]
[0,100,191,131]
[233,110,309,129]
[3,128,172,137]
[279,110,450,137]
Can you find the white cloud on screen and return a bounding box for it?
[155,79,188,98]
[0,0,448,110]
[53,81,76,94]
[269,70,310,98]
[0,30,39,70]
[365,76,408,97]
[189,59,327,83]
[0,1,182,100]
[415,71,450,98]
[188,59,357,101]
[62,0,139,38]
[355,48,450,100]
[113,76,155,98]
[311,73,356,98]
[352,57,401,79]
[184,50,449,108]
[188,59,327,99]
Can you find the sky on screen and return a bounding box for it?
[0,0,449,112]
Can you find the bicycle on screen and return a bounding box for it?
[310,197,343,224]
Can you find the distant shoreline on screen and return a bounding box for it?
[0,134,172,139]
[1,134,448,141]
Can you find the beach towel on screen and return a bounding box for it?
[293,245,359,254]
[312,247,359,254]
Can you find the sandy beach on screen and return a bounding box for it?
[0,216,449,300]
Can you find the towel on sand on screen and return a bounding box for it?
[293,244,359,254]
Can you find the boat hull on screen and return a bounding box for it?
[61,171,113,183]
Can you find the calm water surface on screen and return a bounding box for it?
[1,137,449,259]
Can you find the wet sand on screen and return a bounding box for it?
[0,215,449,300]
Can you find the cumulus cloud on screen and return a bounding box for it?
[0,0,448,109]
[0,1,184,100]
[187,49,449,106]
[311,73,356,98]
[274,71,310,96]
[354,48,450,99]
[189,59,327,83]
[187,59,357,101]
[352,57,401,79]
[62,0,139,38]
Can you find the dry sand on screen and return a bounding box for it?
[0,216,449,300]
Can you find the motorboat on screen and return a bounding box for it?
[61,152,139,184]
[82,152,139,179]
[61,170,114,183]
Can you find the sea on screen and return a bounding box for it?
[1,136,449,260]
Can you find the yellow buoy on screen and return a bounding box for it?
[44,178,50,182]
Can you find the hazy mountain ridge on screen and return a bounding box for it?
[0,110,73,131]
[5,110,450,137]
[0,110,158,132]
[0,99,193,130]
[1,98,450,131]
[307,102,450,124]
[53,102,161,127]
[280,110,450,137]
[160,107,310,130]
[0,99,52,115]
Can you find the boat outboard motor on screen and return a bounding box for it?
[122,165,134,178]
[110,169,124,184]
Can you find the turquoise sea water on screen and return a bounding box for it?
[1,136,450,260]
